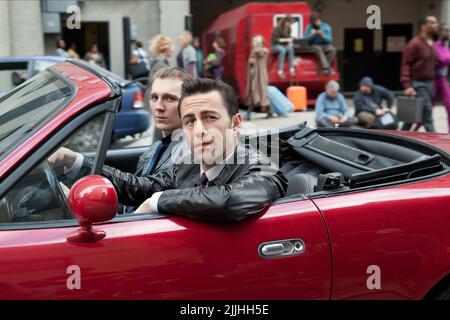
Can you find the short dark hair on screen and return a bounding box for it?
[56,39,65,48]
[418,16,436,29]
[178,78,239,118]
[310,12,320,24]
[215,37,226,49]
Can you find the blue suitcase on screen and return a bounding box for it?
[267,86,294,116]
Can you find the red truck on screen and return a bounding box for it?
[202,1,340,107]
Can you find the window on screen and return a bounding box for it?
[273,14,304,38]
[0,69,73,160]
[0,62,28,94]
[31,60,57,77]
[0,114,106,224]
[63,115,105,153]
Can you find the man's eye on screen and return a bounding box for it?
[167,97,178,103]
[151,96,158,102]
[185,119,194,126]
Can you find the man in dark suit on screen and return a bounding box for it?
[49,67,191,201]
[102,78,288,221]
[131,67,190,175]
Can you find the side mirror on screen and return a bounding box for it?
[66,175,118,243]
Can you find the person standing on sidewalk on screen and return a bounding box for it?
[148,35,174,84]
[177,31,198,78]
[204,37,226,80]
[413,23,450,133]
[55,39,69,58]
[193,37,204,78]
[400,16,439,132]
[246,34,270,118]
[433,23,450,133]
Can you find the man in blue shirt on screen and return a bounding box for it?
[305,12,337,75]
[315,80,357,128]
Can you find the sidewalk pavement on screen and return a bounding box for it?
[116,100,449,149]
[241,100,449,135]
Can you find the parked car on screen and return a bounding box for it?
[0,56,150,141]
[1,61,450,300]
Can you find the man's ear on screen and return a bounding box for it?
[231,113,243,134]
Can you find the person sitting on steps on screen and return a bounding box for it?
[271,15,296,79]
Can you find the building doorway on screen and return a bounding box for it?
[380,23,413,90]
[342,28,374,92]
[62,21,110,70]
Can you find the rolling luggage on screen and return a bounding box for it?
[287,86,307,111]
[267,85,294,116]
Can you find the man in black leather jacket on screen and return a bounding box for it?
[105,78,288,221]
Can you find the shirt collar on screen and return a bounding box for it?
[200,147,236,182]
[161,129,184,146]
[161,134,171,146]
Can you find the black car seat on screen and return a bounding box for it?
[285,174,317,196]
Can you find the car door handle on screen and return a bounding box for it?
[258,239,305,259]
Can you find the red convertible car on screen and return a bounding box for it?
[1,61,450,300]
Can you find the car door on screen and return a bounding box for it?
[312,176,450,300]
[0,106,331,299]
[0,60,331,299]
[0,195,331,299]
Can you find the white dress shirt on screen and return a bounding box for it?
[147,151,234,213]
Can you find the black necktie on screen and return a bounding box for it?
[197,172,209,187]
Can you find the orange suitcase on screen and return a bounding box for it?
[287,86,307,111]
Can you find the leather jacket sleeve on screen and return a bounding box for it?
[82,156,177,206]
[157,165,288,222]
[82,148,288,222]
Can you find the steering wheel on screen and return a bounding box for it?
[0,162,73,222]
[3,191,21,222]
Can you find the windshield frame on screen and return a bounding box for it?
[0,67,76,163]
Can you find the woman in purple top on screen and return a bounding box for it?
[205,37,226,80]
[414,24,450,132]
[434,24,450,132]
